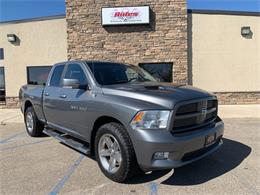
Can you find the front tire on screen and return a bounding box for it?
[24,107,44,137]
[95,122,139,182]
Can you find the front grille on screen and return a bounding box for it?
[172,99,218,134]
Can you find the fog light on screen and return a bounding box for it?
[153,152,169,160]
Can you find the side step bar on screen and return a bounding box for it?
[43,128,90,154]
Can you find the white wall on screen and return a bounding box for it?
[0,18,67,97]
[190,13,260,92]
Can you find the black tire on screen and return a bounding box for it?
[95,122,140,182]
[24,106,44,137]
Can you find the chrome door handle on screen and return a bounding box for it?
[59,94,67,98]
[44,93,49,96]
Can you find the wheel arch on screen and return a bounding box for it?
[24,100,33,113]
[90,116,125,156]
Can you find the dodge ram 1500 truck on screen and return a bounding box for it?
[19,61,224,182]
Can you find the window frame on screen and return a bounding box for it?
[26,66,52,86]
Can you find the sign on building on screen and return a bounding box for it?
[101,6,150,26]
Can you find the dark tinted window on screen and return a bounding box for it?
[27,66,52,85]
[86,62,156,85]
[64,64,87,86]
[139,63,173,82]
[0,67,5,89]
[50,65,65,87]
[0,48,4,60]
[0,67,5,101]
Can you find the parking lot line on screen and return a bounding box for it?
[0,114,22,125]
[0,139,52,151]
[49,154,85,195]
[149,182,158,195]
[0,131,25,144]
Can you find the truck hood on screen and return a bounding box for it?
[101,82,214,108]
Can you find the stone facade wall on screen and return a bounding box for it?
[214,92,260,105]
[66,0,188,84]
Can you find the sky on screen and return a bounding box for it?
[0,0,259,22]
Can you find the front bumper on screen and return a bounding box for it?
[128,120,224,171]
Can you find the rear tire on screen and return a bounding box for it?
[95,122,140,182]
[24,107,44,137]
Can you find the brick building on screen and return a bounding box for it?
[66,1,188,85]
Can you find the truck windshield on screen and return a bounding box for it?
[86,62,157,85]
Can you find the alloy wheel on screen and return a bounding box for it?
[98,134,122,173]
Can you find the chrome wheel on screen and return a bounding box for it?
[98,134,122,174]
[26,112,34,133]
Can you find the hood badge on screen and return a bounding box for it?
[196,102,208,124]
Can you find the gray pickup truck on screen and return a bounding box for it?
[19,61,224,182]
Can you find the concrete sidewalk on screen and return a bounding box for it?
[0,109,23,124]
[0,104,259,125]
[218,104,260,118]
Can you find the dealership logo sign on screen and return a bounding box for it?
[102,6,150,26]
[113,10,140,22]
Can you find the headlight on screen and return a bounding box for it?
[130,110,170,130]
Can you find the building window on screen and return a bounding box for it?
[0,67,5,102]
[27,66,52,85]
[0,48,4,60]
[139,62,173,82]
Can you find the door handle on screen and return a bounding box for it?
[44,92,49,96]
[59,94,67,98]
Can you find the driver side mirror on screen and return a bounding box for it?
[62,78,89,90]
[62,78,80,89]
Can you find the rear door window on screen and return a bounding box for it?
[49,65,65,87]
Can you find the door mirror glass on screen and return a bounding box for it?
[62,78,80,89]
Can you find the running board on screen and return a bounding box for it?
[43,128,90,154]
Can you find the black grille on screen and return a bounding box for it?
[207,99,218,109]
[175,102,198,115]
[172,99,218,134]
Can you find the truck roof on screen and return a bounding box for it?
[54,60,131,67]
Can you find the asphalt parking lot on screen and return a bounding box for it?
[0,110,260,195]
